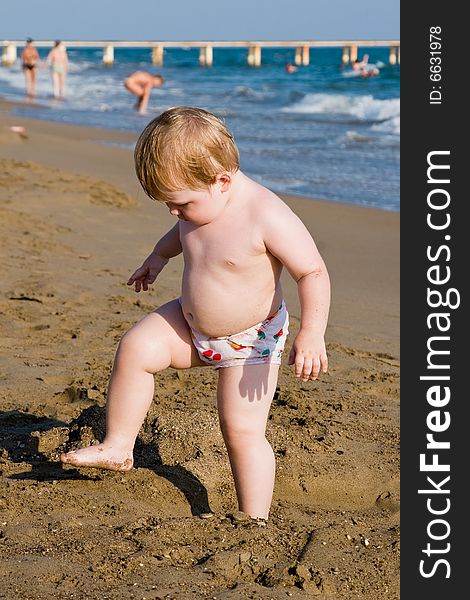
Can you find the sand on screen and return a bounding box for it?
[0,102,399,599]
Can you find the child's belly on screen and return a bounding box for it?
[181,271,282,337]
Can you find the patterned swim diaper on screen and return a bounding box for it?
[188,301,289,369]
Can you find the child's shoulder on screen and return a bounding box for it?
[246,186,295,232]
[242,177,302,237]
[244,177,288,214]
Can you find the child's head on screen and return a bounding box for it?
[134,106,239,202]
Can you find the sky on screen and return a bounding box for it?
[1,0,399,42]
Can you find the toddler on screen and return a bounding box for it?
[61,106,330,520]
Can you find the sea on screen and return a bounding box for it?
[0,46,400,211]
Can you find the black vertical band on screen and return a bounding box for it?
[401,4,466,597]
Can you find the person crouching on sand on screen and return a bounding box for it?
[61,106,331,521]
[123,71,165,113]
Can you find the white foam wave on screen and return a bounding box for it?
[228,85,275,101]
[283,93,400,123]
[344,130,371,143]
[65,60,97,73]
[371,115,400,136]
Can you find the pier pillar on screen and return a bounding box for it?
[2,43,17,66]
[301,45,310,66]
[350,45,358,63]
[389,46,397,65]
[342,46,350,65]
[103,44,114,65]
[397,46,400,65]
[295,47,302,66]
[247,45,261,67]
[199,45,213,67]
[152,45,164,66]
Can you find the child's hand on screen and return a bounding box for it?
[287,329,328,381]
[127,253,169,292]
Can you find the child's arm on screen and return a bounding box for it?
[290,263,330,381]
[127,223,182,292]
[262,200,330,381]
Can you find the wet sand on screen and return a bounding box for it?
[0,103,399,599]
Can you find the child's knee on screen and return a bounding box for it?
[116,329,142,360]
[116,327,170,370]
[220,420,265,446]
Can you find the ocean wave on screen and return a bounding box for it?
[343,131,371,143]
[226,85,276,101]
[282,93,400,123]
[371,115,400,136]
[0,45,399,211]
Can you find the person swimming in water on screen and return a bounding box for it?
[285,62,298,74]
[352,54,379,78]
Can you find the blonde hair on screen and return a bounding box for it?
[134,106,240,201]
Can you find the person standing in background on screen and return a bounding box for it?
[45,40,69,99]
[21,38,40,97]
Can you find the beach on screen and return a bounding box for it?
[0,45,400,210]
[0,103,399,599]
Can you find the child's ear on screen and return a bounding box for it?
[217,172,231,192]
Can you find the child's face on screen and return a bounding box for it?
[164,175,230,226]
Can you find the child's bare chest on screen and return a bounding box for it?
[180,221,265,270]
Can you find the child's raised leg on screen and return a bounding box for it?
[61,299,205,470]
[217,364,279,520]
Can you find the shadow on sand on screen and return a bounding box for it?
[0,406,212,516]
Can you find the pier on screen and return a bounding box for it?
[1,39,400,67]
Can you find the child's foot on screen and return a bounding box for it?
[60,444,133,471]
